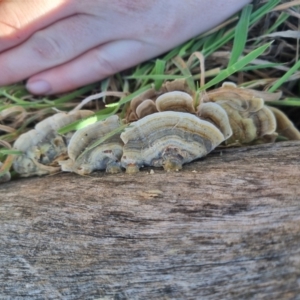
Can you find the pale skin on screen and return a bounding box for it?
[0,0,251,95]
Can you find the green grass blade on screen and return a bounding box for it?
[267,97,300,107]
[114,84,153,106]
[0,89,32,105]
[228,4,252,67]
[178,38,196,57]
[172,56,195,91]
[265,12,289,34]
[162,45,181,61]
[250,0,280,24]
[190,36,207,53]
[131,63,153,80]
[199,42,272,91]
[268,59,300,92]
[242,63,282,71]
[154,59,166,90]
[131,63,156,88]
[126,74,188,80]
[202,29,225,51]
[203,0,279,58]
[0,149,22,155]
[203,29,235,57]
[57,106,118,135]
[53,83,99,105]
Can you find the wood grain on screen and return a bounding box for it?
[1,141,300,299]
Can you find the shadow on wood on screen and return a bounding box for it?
[1,141,300,299]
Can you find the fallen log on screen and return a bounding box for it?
[1,141,300,299]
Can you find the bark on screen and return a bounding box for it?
[1,141,300,299]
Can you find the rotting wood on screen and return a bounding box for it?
[1,141,300,299]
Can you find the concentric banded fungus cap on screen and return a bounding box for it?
[59,115,123,175]
[135,99,158,119]
[206,82,282,103]
[209,95,264,114]
[13,128,61,177]
[197,102,232,140]
[251,106,277,137]
[155,91,196,113]
[219,101,277,145]
[221,105,257,144]
[162,79,195,96]
[120,111,225,173]
[126,79,195,122]
[12,110,94,177]
[268,106,300,140]
[127,88,158,122]
[35,110,94,133]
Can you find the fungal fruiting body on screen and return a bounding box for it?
[59,115,124,175]
[120,111,228,173]
[196,102,232,139]
[8,80,300,180]
[204,82,278,145]
[127,82,280,146]
[213,98,277,145]
[268,106,300,140]
[13,110,94,177]
[120,89,233,173]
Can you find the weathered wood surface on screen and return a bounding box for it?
[1,141,300,299]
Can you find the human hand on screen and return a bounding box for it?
[0,0,250,94]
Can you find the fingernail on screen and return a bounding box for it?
[27,80,51,94]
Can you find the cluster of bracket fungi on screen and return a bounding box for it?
[2,80,300,182]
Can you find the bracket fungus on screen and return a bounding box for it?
[213,99,277,145]
[125,79,195,123]
[128,89,197,123]
[135,99,158,119]
[6,79,300,181]
[127,81,280,145]
[202,83,278,145]
[268,106,300,140]
[59,115,124,175]
[196,102,232,139]
[120,111,228,173]
[205,82,282,103]
[127,88,159,122]
[13,110,94,177]
[155,91,196,113]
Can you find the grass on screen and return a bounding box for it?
[0,0,300,177]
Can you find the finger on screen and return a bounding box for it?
[26,39,160,94]
[0,0,74,52]
[0,13,114,86]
